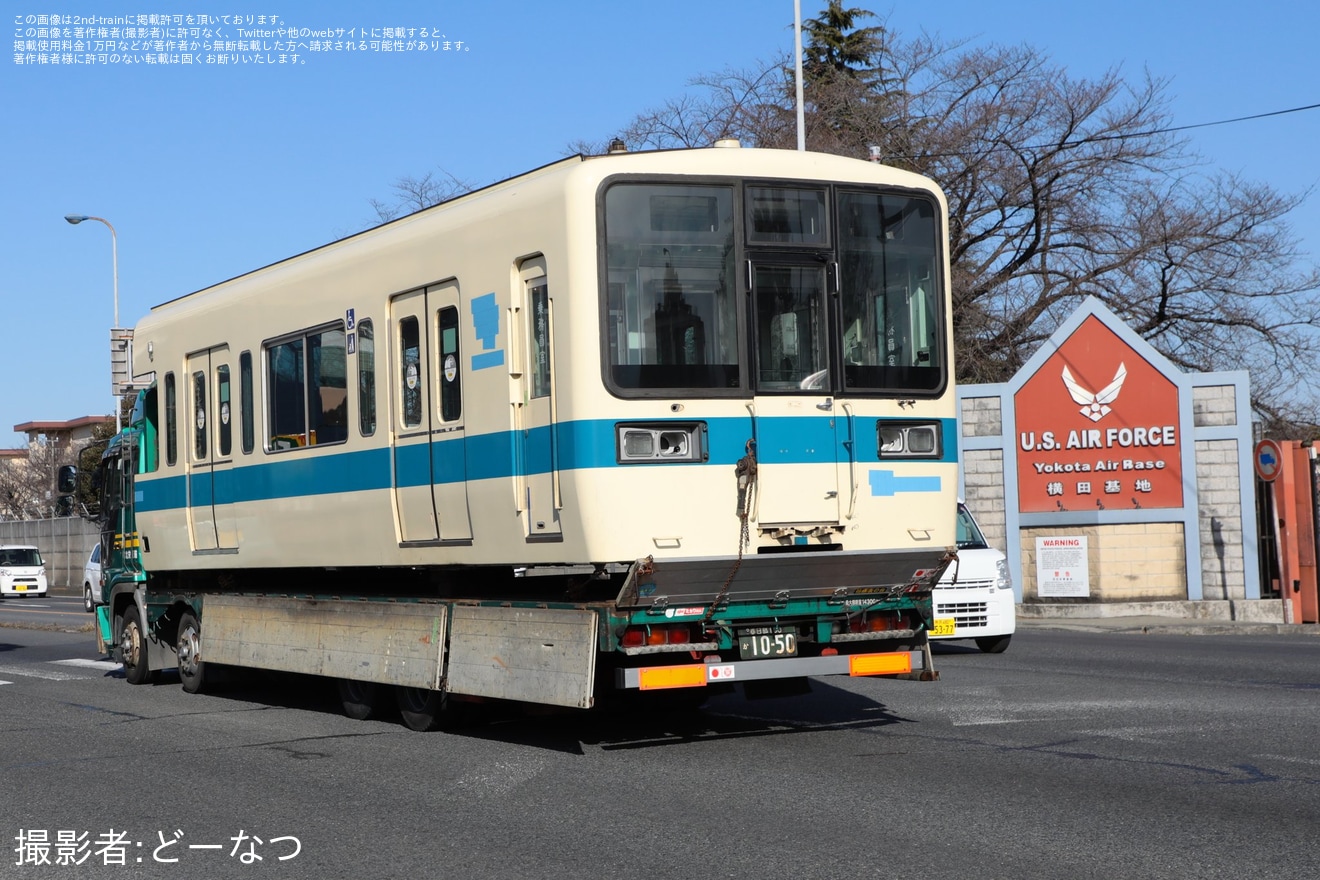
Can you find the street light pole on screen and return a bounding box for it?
[64,214,121,434]
[794,0,805,151]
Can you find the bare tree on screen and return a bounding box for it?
[597,13,1320,429]
[0,441,70,520]
[369,169,477,223]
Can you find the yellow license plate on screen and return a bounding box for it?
[930,617,955,636]
[14,585,27,592]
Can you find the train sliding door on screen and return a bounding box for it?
[389,284,473,544]
[185,346,239,551]
[518,269,562,540]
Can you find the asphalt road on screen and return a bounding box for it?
[2,625,1318,879]
[0,594,95,631]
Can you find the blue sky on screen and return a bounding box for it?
[4,1,1318,447]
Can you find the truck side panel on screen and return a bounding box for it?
[202,594,446,689]
[446,606,598,709]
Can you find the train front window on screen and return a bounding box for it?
[837,190,945,393]
[603,183,739,392]
[751,263,829,390]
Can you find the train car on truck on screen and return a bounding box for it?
[67,142,959,729]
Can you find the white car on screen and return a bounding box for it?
[82,543,103,612]
[930,503,1016,653]
[0,544,49,599]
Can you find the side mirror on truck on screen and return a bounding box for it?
[57,465,77,494]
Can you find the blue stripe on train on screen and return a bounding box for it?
[139,416,956,512]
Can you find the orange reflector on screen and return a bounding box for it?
[849,653,912,676]
[638,665,708,690]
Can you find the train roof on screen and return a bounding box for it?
[145,144,943,315]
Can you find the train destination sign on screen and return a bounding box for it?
[1014,315,1184,513]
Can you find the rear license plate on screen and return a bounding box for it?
[930,617,956,636]
[738,630,798,659]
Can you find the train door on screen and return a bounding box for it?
[389,285,472,544]
[185,347,239,551]
[519,267,562,539]
[748,259,842,525]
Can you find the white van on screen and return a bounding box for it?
[0,544,49,598]
[930,503,1015,653]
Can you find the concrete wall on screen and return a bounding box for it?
[0,517,99,589]
[1019,523,1187,601]
[1193,384,1248,601]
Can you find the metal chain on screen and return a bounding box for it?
[705,440,757,622]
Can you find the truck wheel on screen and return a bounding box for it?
[395,686,455,732]
[975,634,1012,654]
[177,611,206,694]
[338,679,384,721]
[118,605,154,685]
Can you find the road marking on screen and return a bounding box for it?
[53,659,120,671]
[0,607,86,617]
[0,664,81,681]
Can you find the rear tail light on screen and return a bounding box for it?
[622,625,698,648]
[847,611,912,634]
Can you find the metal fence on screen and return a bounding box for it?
[0,516,99,589]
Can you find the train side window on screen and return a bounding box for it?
[399,316,422,428]
[528,281,550,399]
[358,319,377,436]
[438,308,461,421]
[192,370,207,459]
[239,351,254,454]
[165,372,177,466]
[268,338,306,448]
[308,327,348,445]
[217,364,232,457]
[265,326,348,450]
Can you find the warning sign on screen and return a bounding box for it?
[1036,535,1090,598]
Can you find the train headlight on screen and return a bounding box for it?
[877,422,942,459]
[623,431,655,458]
[616,422,706,463]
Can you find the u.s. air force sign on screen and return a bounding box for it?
[1013,315,1183,513]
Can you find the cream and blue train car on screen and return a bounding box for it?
[102,143,958,726]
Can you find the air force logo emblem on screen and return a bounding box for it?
[1062,362,1127,422]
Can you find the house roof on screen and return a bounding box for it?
[13,416,112,433]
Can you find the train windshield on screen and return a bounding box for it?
[601,179,944,397]
[836,190,944,393]
[603,183,740,391]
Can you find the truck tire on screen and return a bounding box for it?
[975,634,1012,654]
[395,686,455,732]
[338,679,384,721]
[118,605,154,685]
[177,611,206,694]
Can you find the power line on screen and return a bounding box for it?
[895,100,1320,161]
[1161,101,1320,135]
